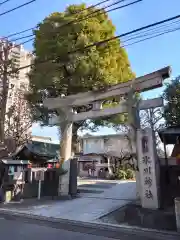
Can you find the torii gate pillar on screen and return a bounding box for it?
[58,120,73,196]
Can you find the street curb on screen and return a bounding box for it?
[0,209,179,239]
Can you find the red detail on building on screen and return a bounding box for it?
[47,164,52,169]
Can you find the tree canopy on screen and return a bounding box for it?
[163,76,180,127]
[27,3,135,149]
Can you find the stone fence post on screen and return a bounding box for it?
[175,197,180,232]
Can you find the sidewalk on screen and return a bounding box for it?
[0,180,179,240]
[0,181,136,222]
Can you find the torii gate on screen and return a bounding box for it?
[43,66,171,209]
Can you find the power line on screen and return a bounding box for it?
[121,19,180,43]
[6,2,179,73]
[19,37,34,45]
[6,27,34,38]
[73,13,180,53]
[10,34,33,42]
[16,15,180,71]
[123,26,180,48]
[4,0,136,40]
[0,0,141,60]
[89,0,111,9]
[0,0,11,6]
[4,0,141,50]
[124,19,180,41]
[106,0,142,16]
[3,1,130,52]
[40,0,141,34]
[75,0,142,25]
[4,0,113,38]
[7,0,141,44]
[13,23,176,73]
[12,14,180,73]
[0,0,36,17]
[79,0,130,20]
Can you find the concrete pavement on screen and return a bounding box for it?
[0,179,179,240]
[0,180,136,222]
[78,179,124,195]
[0,213,179,240]
[0,217,116,240]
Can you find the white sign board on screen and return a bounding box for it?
[35,171,44,181]
[137,128,159,209]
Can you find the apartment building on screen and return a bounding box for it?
[0,40,33,139]
[6,43,33,109]
[78,133,134,177]
[82,133,132,156]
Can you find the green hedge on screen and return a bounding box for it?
[115,167,135,180]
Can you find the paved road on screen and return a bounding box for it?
[0,215,174,240]
[0,217,116,240]
[0,179,178,240]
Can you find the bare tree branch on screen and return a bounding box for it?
[4,85,32,151]
[140,107,164,153]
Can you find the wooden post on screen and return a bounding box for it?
[163,135,168,166]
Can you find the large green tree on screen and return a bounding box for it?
[163,76,180,127]
[27,4,135,151]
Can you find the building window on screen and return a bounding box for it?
[104,138,109,143]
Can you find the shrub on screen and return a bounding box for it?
[126,168,135,179]
[116,169,127,180]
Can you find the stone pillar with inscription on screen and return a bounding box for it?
[137,128,160,209]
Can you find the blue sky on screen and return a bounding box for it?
[1,0,180,141]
